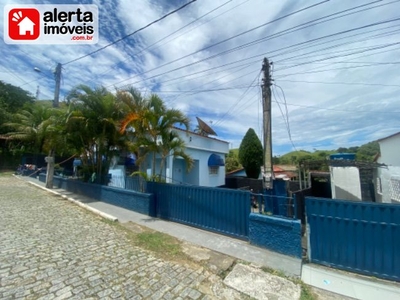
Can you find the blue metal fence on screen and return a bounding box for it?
[306,197,400,281]
[125,176,146,193]
[147,182,251,240]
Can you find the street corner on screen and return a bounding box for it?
[223,263,301,300]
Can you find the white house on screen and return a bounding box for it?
[107,128,229,189]
[18,17,35,35]
[374,132,400,203]
[140,128,229,187]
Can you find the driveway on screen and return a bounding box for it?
[0,176,243,300]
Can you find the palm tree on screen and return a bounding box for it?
[158,130,193,179]
[117,87,151,175]
[3,103,62,154]
[142,94,191,178]
[119,90,192,180]
[67,85,125,183]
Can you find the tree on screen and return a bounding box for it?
[0,81,34,113]
[158,130,193,179]
[225,149,241,173]
[119,92,191,179]
[3,102,61,155]
[67,85,125,182]
[238,128,263,179]
[356,141,379,161]
[117,87,151,175]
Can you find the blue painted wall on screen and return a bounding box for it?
[39,175,155,216]
[249,213,302,258]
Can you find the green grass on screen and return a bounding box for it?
[299,283,316,300]
[135,231,181,257]
[101,220,187,262]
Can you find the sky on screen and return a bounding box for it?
[1,0,400,155]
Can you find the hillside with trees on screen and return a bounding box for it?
[226,141,380,173]
[275,141,379,166]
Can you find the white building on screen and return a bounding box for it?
[374,132,400,203]
[142,128,229,187]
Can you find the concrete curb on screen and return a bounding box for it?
[22,178,118,222]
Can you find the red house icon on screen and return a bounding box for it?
[8,8,40,40]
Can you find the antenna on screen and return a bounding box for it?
[196,117,217,136]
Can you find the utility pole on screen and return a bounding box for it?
[53,63,62,108]
[45,62,61,188]
[261,58,273,189]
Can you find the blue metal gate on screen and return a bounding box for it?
[147,182,250,240]
[306,197,400,281]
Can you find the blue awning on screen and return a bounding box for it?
[208,154,225,166]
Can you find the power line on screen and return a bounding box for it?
[109,0,330,88]
[272,99,400,114]
[63,0,198,65]
[115,23,400,91]
[272,84,297,151]
[272,40,400,73]
[113,13,400,89]
[165,63,259,106]
[273,26,400,65]
[145,59,259,90]
[113,0,394,88]
[150,76,400,93]
[274,60,400,79]
[1,65,28,85]
[214,71,261,126]
[274,43,400,79]
[188,0,390,70]
[89,0,236,84]
[153,0,250,51]
[276,79,400,88]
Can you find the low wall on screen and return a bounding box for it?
[249,213,302,258]
[38,174,155,216]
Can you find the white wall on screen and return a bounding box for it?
[142,129,229,187]
[174,128,229,187]
[376,166,400,203]
[376,134,400,203]
[184,147,226,187]
[330,166,362,201]
[379,134,400,166]
[173,128,229,154]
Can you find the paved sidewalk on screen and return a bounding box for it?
[302,264,400,300]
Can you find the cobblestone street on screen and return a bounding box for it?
[0,177,244,300]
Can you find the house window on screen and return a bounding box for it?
[389,178,400,202]
[209,166,219,175]
[376,177,382,195]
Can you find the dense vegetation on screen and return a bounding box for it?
[274,141,379,167]
[226,141,379,173]
[0,82,192,181]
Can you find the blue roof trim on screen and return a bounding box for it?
[208,154,224,166]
